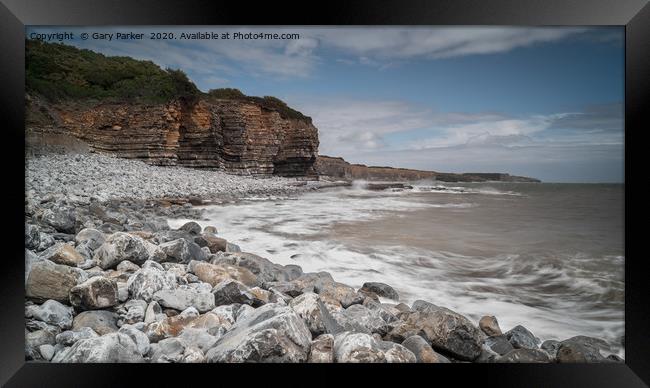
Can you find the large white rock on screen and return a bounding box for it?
[153,288,215,313]
[94,232,152,269]
[126,262,176,302]
[25,299,74,330]
[53,332,144,363]
[205,303,312,362]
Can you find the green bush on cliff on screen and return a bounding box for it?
[26,39,198,104]
[207,88,310,121]
[26,40,309,121]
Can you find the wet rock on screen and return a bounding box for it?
[41,206,76,233]
[126,262,177,302]
[485,334,515,356]
[289,292,326,336]
[196,235,228,253]
[154,288,215,313]
[505,325,540,349]
[69,277,118,310]
[378,341,417,363]
[388,303,482,361]
[206,303,312,363]
[94,232,152,269]
[38,243,84,266]
[54,332,143,363]
[339,304,392,336]
[74,228,105,251]
[333,331,386,363]
[317,282,364,308]
[25,299,74,330]
[159,238,207,263]
[362,299,400,325]
[541,339,561,358]
[212,279,256,306]
[26,259,86,302]
[497,348,551,363]
[55,327,99,346]
[360,282,399,301]
[118,324,151,356]
[189,261,258,287]
[178,221,202,235]
[479,315,502,337]
[309,334,334,363]
[72,310,118,335]
[215,252,298,283]
[556,336,611,363]
[203,226,218,235]
[401,335,451,363]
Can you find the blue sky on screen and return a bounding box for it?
[26,26,624,182]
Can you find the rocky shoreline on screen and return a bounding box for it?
[24,153,622,363]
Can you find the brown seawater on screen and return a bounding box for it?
[169,182,625,356]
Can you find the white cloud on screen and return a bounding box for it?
[28,26,593,82]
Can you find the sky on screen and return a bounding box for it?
[26,26,625,182]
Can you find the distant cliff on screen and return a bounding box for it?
[315,155,541,183]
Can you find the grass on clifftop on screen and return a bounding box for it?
[206,89,310,121]
[26,39,200,104]
[26,40,311,121]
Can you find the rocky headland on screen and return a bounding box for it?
[315,155,541,183]
[25,40,608,364]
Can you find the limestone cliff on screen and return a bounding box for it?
[315,155,540,183]
[26,96,320,178]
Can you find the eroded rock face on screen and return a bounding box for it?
[205,303,312,363]
[34,99,319,177]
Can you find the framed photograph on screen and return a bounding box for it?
[1,0,646,386]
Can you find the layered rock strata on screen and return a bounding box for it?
[26,97,319,178]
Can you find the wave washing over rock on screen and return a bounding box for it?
[24,154,624,363]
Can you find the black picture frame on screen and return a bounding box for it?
[1,0,646,386]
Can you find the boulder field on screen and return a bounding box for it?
[24,202,623,363]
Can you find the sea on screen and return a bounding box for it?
[168,181,625,357]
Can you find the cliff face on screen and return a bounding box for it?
[316,155,540,183]
[26,97,320,178]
